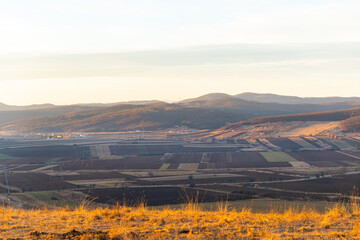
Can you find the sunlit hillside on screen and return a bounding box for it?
[2,202,360,239]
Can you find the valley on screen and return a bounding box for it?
[1,133,360,210]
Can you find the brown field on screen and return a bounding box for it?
[167,153,202,163]
[267,137,303,150]
[289,151,360,167]
[2,138,360,214]
[262,173,360,194]
[0,173,76,193]
[210,152,292,168]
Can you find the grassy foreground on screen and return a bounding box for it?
[1,202,360,239]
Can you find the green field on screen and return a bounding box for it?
[290,138,317,148]
[321,138,356,150]
[0,153,14,159]
[15,191,78,208]
[160,163,170,170]
[260,152,298,162]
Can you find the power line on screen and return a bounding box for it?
[0,169,10,195]
[81,149,93,168]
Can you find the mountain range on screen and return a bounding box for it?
[1,92,360,133]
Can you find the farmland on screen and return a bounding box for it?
[1,134,360,210]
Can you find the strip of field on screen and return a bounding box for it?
[289,161,311,168]
[160,163,170,170]
[290,137,318,149]
[226,152,232,163]
[260,152,298,162]
[68,178,130,188]
[320,138,356,150]
[177,163,199,170]
[120,170,197,177]
[14,191,77,208]
[258,139,281,150]
[267,138,303,150]
[0,153,14,159]
[139,173,241,182]
[289,151,360,167]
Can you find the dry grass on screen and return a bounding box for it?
[2,199,360,239]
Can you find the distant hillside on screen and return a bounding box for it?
[222,107,360,130]
[235,92,360,104]
[3,93,360,133]
[0,102,55,111]
[75,100,162,107]
[179,93,232,103]
[180,95,360,116]
[0,103,246,132]
[340,116,360,132]
[0,106,99,125]
[0,101,163,125]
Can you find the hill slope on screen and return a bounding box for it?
[222,107,360,130]
[0,103,246,132]
[180,95,360,116]
[0,102,56,111]
[0,106,99,125]
[236,92,360,104]
[340,116,360,132]
[0,101,163,125]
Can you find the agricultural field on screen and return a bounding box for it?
[1,137,360,210]
[320,137,357,150]
[260,152,298,162]
[267,137,303,150]
[290,137,319,149]
[0,153,13,159]
[262,173,360,194]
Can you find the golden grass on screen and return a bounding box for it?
[2,200,360,239]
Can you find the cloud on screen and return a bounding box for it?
[0,43,359,80]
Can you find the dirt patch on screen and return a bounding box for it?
[29,229,109,239]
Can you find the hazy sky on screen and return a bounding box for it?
[0,0,360,105]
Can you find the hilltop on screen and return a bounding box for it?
[1,203,360,239]
[222,107,360,131]
[187,107,360,139]
[236,92,360,104]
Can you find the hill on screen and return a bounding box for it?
[2,93,360,133]
[179,93,233,103]
[0,103,246,132]
[1,204,359,239]
[235,92,360,104]
[221,107,360,131]
[0,101,163,125]
[0,105,99,125]
[180,95,360,116]
[340,116,360,132]
[0,102,56,111]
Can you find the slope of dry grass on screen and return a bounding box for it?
[2,201,360,239]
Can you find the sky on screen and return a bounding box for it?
[0,0,360,105]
